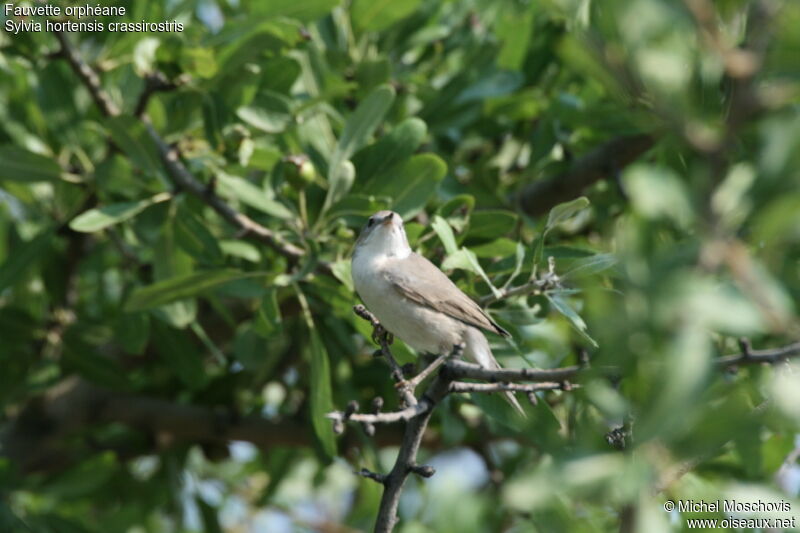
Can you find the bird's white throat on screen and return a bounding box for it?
[355,222,411,261]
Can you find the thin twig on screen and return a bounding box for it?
[354,305,417,407]
[449,381,575,393]
[134,71,183,117]
[446,359,583,382]
[327,402,431,425]
[714,341,800,368]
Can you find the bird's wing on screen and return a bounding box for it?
[384,252,510,337]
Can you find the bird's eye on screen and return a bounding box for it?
[367,219,374,227]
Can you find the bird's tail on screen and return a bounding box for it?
[464,328,526,418]
[502,389,526,418]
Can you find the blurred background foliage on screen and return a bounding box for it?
[1,0,799,531]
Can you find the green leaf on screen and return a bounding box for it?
[0,146,62,182]
[562,253,617,280]
[40,452,116,498]
[63,333,131,390]
[352,117,427,188]
[106,116,164,178]
[496,4,535,71]
[152,321,207,389]
[546,196,590,231]
[114,312,151,355]
[196,497,223,533]
[431,215,459,255]
[323,85,396,212]
[237,91,292,133]
[325,194,391,222]
[254,289,282,336]
[441,248,501,299]
[261,56,302,94]
[216,172,293,219]
[470,392,525,431]
[470,238,519,258]
[153,217,196,328]
[69,193,171,233]
[174,205,224,264]
[351,0,422,31]
[259,0,340,21]
[125,269,265,311]
[0,228,52,293]
[309,328,336,460]
[331,260,353,292]
[219,240,262,262]
[366,154,447,219]
[180,47,218,79]
[546,292,598,347]
[623,165,693,226]
[467,210,518,241]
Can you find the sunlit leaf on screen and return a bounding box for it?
[69,193,171,232]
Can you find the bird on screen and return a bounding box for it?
[351,210,524,416]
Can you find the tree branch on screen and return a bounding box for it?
[449,381,574,393]
[336,303,800,533]
[0,377,309,474]
[49,30,329,274]
[714,340,800,368]
[445,359,583,382]
[374,373,451,533]
[134,71,183,118]
[516,134,655,217]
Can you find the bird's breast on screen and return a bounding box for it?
[351,254,462,355]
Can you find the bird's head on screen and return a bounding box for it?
[354,210,411,259]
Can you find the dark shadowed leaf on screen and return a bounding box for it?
[106,116,164,178]
[152,321,207,389]
[366,154,446,219]
[254,289,282,336]
[114,312,151,355]
[0,228,52,293]
[259,0,341,21]
[351,0,422,31]
[309,328,336,460]
[125,269,265,311]
[0,146,62,182]
[352,117,427,188]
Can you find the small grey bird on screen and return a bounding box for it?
[352,210,524,415]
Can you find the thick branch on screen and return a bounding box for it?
[52,29,120,117]
[0,378,308,474]
[375,373,451,533]
[517,134,655,217]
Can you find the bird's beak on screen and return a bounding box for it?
[381,213,394,226]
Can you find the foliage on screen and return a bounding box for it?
[1,0,799,531]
